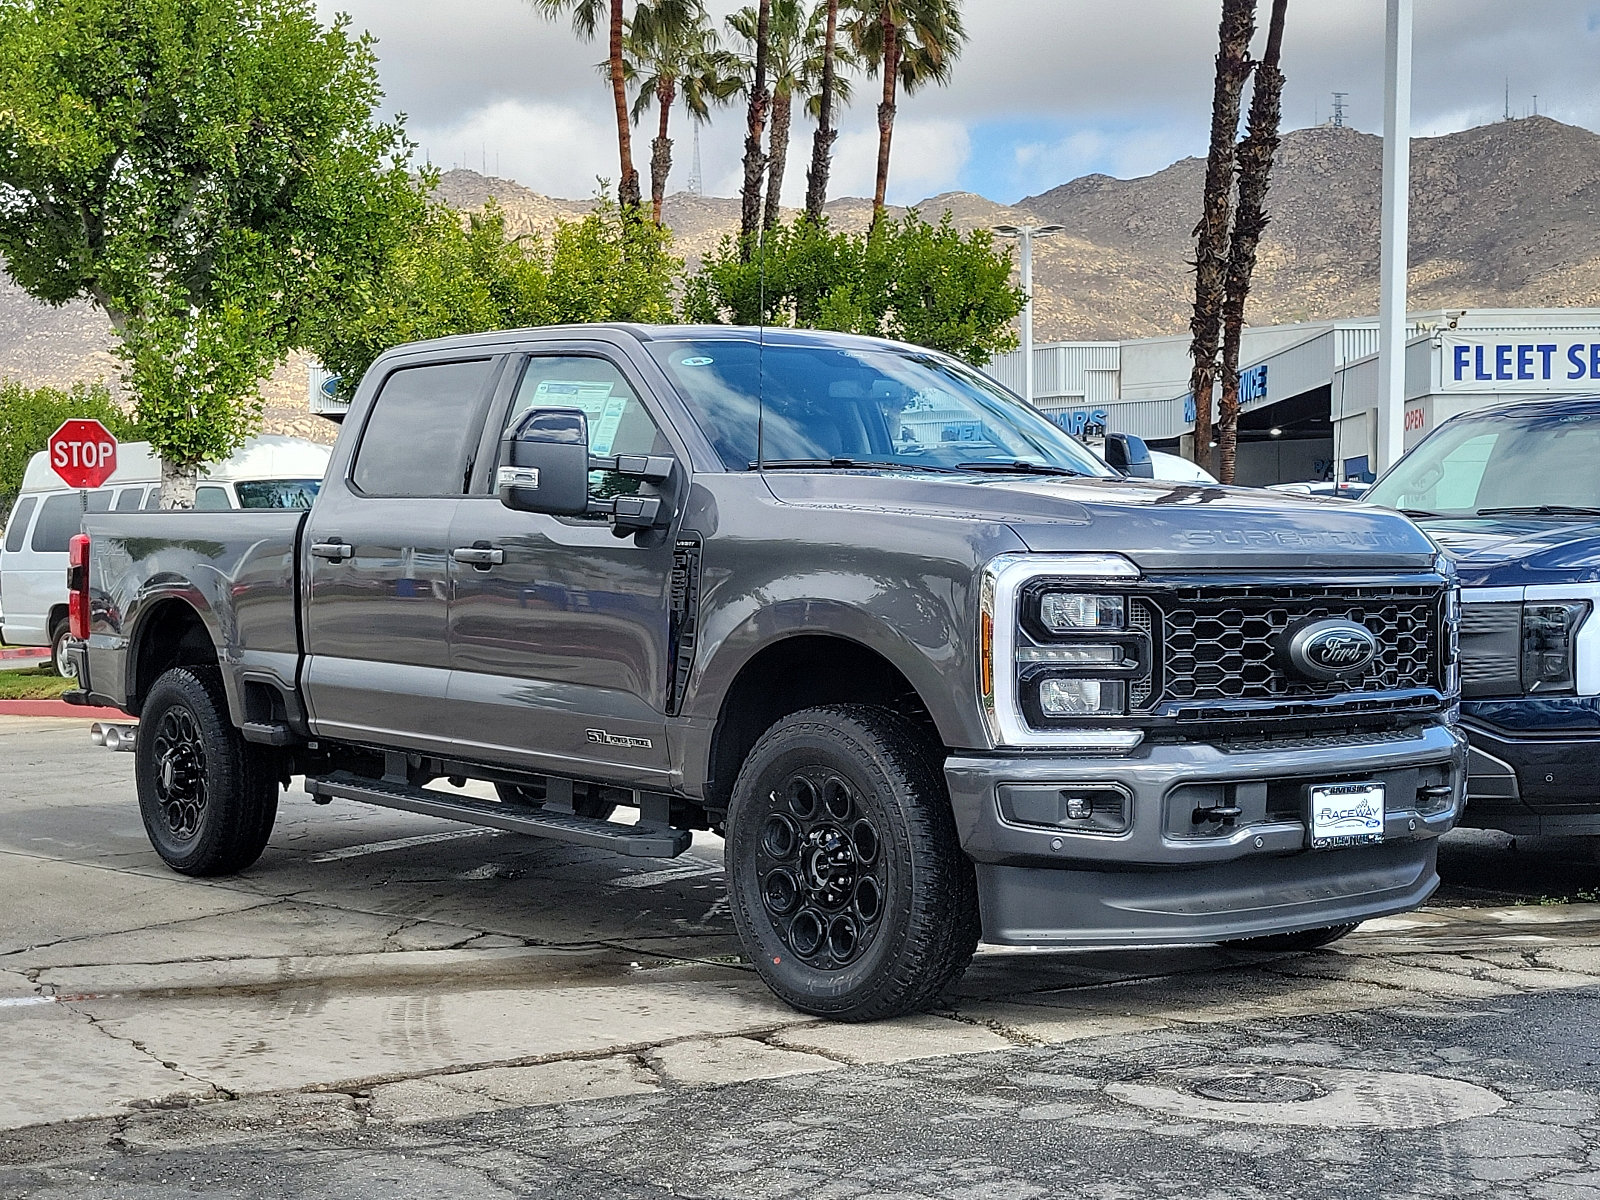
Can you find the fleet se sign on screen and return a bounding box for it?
[1444,334,1600,392]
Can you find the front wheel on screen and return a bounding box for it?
[726,704,979,1022]
[1223,923,1359,953]
[135,666,279,876]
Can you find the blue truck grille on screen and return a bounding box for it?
[1136,583,1445,710]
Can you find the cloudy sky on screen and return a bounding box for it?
[313,0,1600,206]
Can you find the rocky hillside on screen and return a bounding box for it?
[3,115,1597,435]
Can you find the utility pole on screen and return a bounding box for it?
[1376,0,1413,475]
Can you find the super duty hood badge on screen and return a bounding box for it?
[1284,619,1380,681]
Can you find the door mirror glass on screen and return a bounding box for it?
[1103,433,1154,478]
[498,408,593,515]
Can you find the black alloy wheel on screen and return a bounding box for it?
[726,704,979,1021]
[135,666,279,876]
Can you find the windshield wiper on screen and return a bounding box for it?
[1398,508,1444,518]
[955,460,1085,477]
[1474,505,1600,517]
[753,458,963,474]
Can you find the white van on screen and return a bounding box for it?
[0,436,331,673]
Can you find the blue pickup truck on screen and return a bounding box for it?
[1364,396,1600,834]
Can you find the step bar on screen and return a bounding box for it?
[303,771,691,859]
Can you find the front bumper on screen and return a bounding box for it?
[944,722,1466,947]
[1461,713,1600,835]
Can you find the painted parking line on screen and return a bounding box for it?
[308,828,498,863]
[611,861,724,889]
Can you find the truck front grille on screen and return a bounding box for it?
[1136,582,1445,714]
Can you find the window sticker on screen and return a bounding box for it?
[531,380,629,456]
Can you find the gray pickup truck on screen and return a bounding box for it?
[66,324,1466,1020]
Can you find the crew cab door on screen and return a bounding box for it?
[443,348,683,783]
[301,355,502,749]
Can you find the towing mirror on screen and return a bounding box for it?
[498,409,591,516]
[497,406,676,533]
[1103,433,1155,478]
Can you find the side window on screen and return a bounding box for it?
[499,357,670,505]
[144,487,163,510]
[194,485,231,510]
[114,488,145,512]
[353,359,497,497]
[3,496,37,553]
[31,494,86,552]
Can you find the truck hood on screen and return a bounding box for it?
[761,472,1438,572]
[1423,517,1600,588]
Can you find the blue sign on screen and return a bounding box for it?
[1181,364,1267,425]
[1050,408,1108,437]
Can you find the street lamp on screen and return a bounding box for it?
[993,223,1065,405]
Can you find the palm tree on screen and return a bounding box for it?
[1216,0,1288,484]
[804,0,842,222]
[730,2,852,232]
[625,2,741,225]
[1186,0,1256,470]
[526,0,642,212]
[844,0,965,226]
[738,0,772,249]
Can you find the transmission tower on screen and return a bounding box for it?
[1331,93,1349,128]
[687,123,704,197]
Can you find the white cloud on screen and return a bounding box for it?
[411,100,621,199]
[830,118,972,204]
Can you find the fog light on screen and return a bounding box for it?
[1038,678,1125,715]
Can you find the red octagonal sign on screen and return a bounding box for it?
[48,419,119,490]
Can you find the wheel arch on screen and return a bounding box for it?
[127,595,224,717]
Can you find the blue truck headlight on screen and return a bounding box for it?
[1522,601,1591,693]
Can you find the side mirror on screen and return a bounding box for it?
[497,409,592,515]
[496,406,677,532]
[1103,432,1154,478]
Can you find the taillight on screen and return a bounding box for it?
[68,533,90,639]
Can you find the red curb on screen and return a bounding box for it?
[0,648,50,661]
[0,700,129,719]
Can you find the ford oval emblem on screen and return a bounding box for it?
[1285,619,1380,681]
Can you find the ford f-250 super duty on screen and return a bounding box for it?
[65,325,1466,1021]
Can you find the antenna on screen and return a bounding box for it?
[687,123,704,197]
[1533,93,1539,117]
[1331,92,1349,128]
[1505,78,1511,121]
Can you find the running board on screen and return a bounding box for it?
[303,772,691,858]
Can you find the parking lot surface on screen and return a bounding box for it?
[5,716,1600,1196]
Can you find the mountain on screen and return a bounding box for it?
[3,115,1598,437]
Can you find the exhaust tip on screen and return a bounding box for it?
[89,723,107,746]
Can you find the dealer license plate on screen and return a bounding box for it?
[1309,783,1386,849]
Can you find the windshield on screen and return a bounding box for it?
[645,338,1113,477]
[233,478,323,510]
[1366,407,1600,517]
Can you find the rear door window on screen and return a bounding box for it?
[30,491,112,552]
[3,496,37,553]
[353,359,498,497]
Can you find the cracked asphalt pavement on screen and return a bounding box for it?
[6,716,1600,1197]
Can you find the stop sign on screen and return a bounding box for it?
[48,419,119,490]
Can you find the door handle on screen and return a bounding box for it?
[451,546,505,567]
[310,541,353,561]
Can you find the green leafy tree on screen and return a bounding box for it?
[0,381,138,512]
[623,1,741,226]
[311,198,680,394]
[843,0,966,225]
[683,211,1020,364]
[0,0,425,506]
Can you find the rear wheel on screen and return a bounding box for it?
[135,666,278,876]
[48,618,75,680]
[1223,923,1359,953]
[726,704,979,1021]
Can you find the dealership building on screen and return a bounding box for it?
[986,308,1600,485]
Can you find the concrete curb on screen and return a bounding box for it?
[0,700,127,719]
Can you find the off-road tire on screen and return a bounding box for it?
[135,666,279,876]
[726,704,980,1021]
[1223,923,1359,953]
[48,618,75,679]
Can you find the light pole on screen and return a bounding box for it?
[994,223,1065,405]
[1376,0,1413,475]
